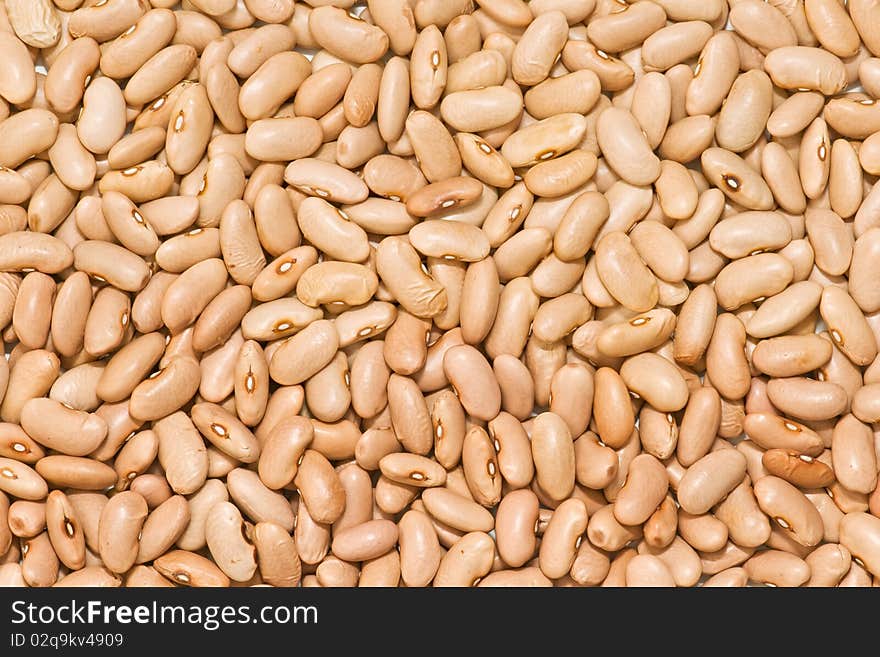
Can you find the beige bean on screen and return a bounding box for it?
[405,110,461,183]
[596,107,661,186]
[190,403,259,464]
[763,46,847,95]
[331,519,398,563]
[20,532,58,588]
[136,494,190,565]
[384,374,431,456]
[852,383,880,423]
[619,353,689,413]
[714,253,793,311]
[8,501,46,539]
[154,550,230,588]
[433,531,494,587]
[20,398,106,458]
[501,113,587,169]
[440,344,500,421]
[751,334,832,378]
[805,543,852,587]
[744,549,810,587]
[743,413,825,456]
[44,491,84,572]
[0,231,71,276]
[766,377,848,422]
[0,423,44,465]
[839,512,880,577]
[397,508,442,587]
[36,455,115,491]
[420,487,491,537]
[309,6,388,64]
[508,10,567,86]
[831,414,878,495]
[378,453,445,489]
[226,467,293,531]
[201,501,255,583]
[97,491,147,574]
[461,426,502,507]
[0,109,58,170]
[712,475,771,549]
[594,232,658,313]
[0,31,36,106]
[527,412,574,503]
[74,240,150,293]
[821,285,878,366]
[678,449,748,515]
[754,475,825,547]
[686,31,739,116]
[245,117,323,163]
[2,350,60,425]
[747,281,822,339]
[375,237,447,318]
[248,521,300,588]
[538,498,588,579]
[701,147,774,210]
[630,221,690,284]
[293,447,345,522]
[75,77,126,156]
[609,454,666,528]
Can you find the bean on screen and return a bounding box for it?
[744,549,810,587]
[98,491,147,574]
[433,531,494,587]
[754,475,825,547]
[678,450,748,515]
[485,412,532,489]
[508,10,567,86]
[619,353,689,413]
[153,550,229,588]
[0,0,871,590]
[462,426,502,507]
[530,412,575,503]
[839,513,880,577]
[764,46,847,95]
[831,414,878,495]
[594,231,659,313]
[295,450,345,525]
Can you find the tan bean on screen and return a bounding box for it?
[433,531,494,587]
[751,334,832,378]
[821,285,878,366]
[762,449,835,489]
[763,46,847,95]
[397,508,441,587]
[754,475,825,547]
[20,531,58,587]
[596,107,661,186]
[154,550,230,587]
[744,549,810,587]
[309,6,388,65]
[619,353,689,413]
[594,231,659,313]
[419,488,491,536]
[805,543,852,587]
[294,450,345,525]
[839,512,880,577]
[831,414,878,495]
[678,449,748,515]
[462,426,502,507]
[97,491,147,574]
[746,281,823,339]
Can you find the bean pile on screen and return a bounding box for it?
[0,0,878,589]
